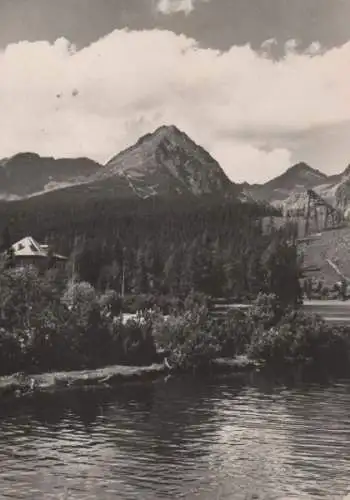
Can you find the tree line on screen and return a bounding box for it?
[0,194,300,305]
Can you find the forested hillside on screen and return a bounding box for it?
[0,195,299,304]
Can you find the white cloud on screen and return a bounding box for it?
[261,38,277,49]
[306,41,322,55]
[156,0,208,15]
[209,141,292,184]
[157,0,194,15]
[0,30,349,183]
[284,39,299,53]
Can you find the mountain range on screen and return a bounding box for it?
[1,125,349,213]
[243,162,350,215]
[0,126,238,202]
[0,154,101,200]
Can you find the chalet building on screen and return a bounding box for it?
[8,236,67,270]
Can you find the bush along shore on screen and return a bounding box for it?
[1,264,350,397]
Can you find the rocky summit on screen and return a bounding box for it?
[101,125,236,198]
[0,126,238,202]
[244,162,350,216]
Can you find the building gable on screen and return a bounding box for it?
[11,236,48,258]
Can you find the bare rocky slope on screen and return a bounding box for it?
[299,227,350,285]
[102,125,237,198]
[2,130,349,209]
[245,162,350,216]
[0,126,239,201]
[243,162,350,287]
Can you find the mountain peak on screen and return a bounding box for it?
[110,125,184,161]
[7,152,41,163]
[288,161,313,172]
[135,124,191,149]
[154,124,181,136]
[245,161,328,203]
[341,164,350,177]
[286,162,326,178]
[102,124,236,197]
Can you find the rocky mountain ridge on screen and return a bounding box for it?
[1,126,349,212]
[0,153,101,200]
[244,162,350,215]
[0,126,238,201]
[94,125,237,198]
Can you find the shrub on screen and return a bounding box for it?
[248,308,350,373]
[98,289,122,317]
[183,291,212,312]
[1,267,349,378]
[120,293,184,315]
[117,312,158,366]
[61,280,97,310]
[246,292,286,327]
[0,328,22,375]
[0,267,160,375]
[215,309,256,357]
[154,306,221,371]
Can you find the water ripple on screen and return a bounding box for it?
[0,377,350,499]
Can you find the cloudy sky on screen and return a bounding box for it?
[0,0,349,183]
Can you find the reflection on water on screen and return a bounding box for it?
[302,301,350,324]
[1,375,350,499]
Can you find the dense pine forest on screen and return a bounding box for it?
[0,194,300,305]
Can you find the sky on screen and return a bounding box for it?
[0,0,350,183]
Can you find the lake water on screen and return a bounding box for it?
[215,300,350,324]
[302,300,350,324]
[1,374,350,500]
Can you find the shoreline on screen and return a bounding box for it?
[0,363,166,398]
[0,356,259,398]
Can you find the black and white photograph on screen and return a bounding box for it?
[0,1,350,498]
